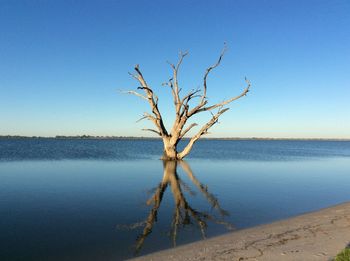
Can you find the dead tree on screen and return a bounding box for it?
[124,45,250,160]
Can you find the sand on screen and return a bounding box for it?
[131,202,350,260]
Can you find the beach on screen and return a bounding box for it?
[131,202,350,260]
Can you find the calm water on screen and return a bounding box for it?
[1,139,350,260]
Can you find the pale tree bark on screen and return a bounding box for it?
[123,45,250,160]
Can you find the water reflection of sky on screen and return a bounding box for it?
[1,157,350,260]
[1,140,350,260]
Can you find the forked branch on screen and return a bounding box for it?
[167,51,189,113]
[177,107,230,159]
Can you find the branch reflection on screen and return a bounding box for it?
[120,160,233,254]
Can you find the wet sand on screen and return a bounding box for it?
[131,202,350,260]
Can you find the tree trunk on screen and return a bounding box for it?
[161,137,178,160]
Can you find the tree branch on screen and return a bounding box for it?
[197,78,251,113]
[142,128,162,136]
[187,77,250,117]
[179,89,201,116]
[120,90,148,101]
[130,64,169,136]
[179,123,198,139]
[162,77,177,105]
[167,51,189,113]
[200,44,227,105]
[178,107,230,159]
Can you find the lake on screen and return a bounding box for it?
[1,139,350,260]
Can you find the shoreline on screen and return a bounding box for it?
[131,202,350,260]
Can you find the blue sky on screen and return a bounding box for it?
[0,0,349,138]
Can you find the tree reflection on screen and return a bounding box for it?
[119,160,233,253]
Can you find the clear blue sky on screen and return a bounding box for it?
[1,0,349,138]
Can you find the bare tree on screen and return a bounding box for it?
[124,45,250,160]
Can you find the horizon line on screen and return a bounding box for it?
[1,135,350,141]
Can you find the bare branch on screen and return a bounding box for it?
[187,77,250,118]
[200,44,227,105]
[179,89,201,112]
[198,78,251,113]
[134,64,143,78]
[179,123,198,139]
[162,77,177,105]
[136,114,157,128]
[142,128,162,136]
[161,78,173,87]
[130,64,169,137]
[137,86,154,94]
[167,51,189,111]
[128,71,138,80]
[177,108,230,159]
[136,115,148,123]
[166,60,176,70]
[175,51,188,73]
[144,112,156,120]
[120,90,148,101]
[174,52,188,100]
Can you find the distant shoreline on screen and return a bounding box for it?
[1,135,349,141]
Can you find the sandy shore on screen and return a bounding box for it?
[131,202,350,260]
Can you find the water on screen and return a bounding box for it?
[1,139,350,260]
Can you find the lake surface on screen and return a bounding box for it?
[1,139,350,260]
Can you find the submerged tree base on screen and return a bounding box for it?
[161,153,181,161]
